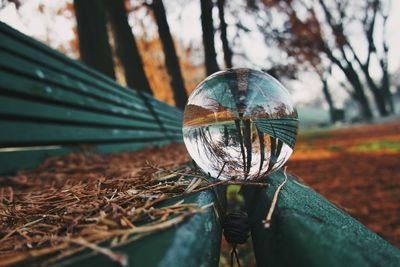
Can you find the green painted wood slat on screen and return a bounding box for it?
[0,141,172,175]
[44,190,224,267]
[0,22,183,177]
[0,50,181,125]
[0,27,182,121]
[242,170,400,267]
[0,71,181,129]
[0,120,181,147]
[0,22,224,267]
[0,94,181,133]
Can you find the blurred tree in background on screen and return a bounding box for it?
[0,1,399,265]
[149,0,188,109]
[1,0,397,120]
[106,0,153,95]
[250,0,394,119]
[200,0,220,75]
[217,0,233,69]
[74,0,115,79]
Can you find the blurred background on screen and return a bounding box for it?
[1,0,399,265]
[1,0,399,123]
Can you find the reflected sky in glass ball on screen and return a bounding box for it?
[183,68,298,180]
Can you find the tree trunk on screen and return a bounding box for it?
[381,61,394,114]
[369,85,388,117]
[346,71,373,119]
[74,0,115,79]
[344,67,373,119]
[200,0,220,75]
[217,0,232,68]
[150,0,188,110]
[336,60,374,119]
[324,48,373,119]
[106,0,152,94]
[321,78,335,122]
[383,84,395,114]
[358,65,388,116]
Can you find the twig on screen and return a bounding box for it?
[0,144,203,266]
[263,167,288,228]
[0,217,44,242]
[66,237,128,267]
[1,143,271,267]
[216,162,227,179]
[148,163,210,183]
[185,178,203,193]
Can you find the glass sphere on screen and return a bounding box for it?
[183,68,298,180]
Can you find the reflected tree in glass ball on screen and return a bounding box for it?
[183,68,298,180]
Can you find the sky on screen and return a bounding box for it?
[0,0,399,111]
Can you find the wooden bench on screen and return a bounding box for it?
[243,171,400,267]
[0,22,223,267]
[1,22,399,267]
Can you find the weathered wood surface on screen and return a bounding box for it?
[243,170,400,267]
[0,22,224,267]
[46,190,224,267]
[0,22,181,175]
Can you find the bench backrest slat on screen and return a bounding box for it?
[0,71,180,128]
[0,49,180,124]
[0,22,183,175]
[0,29,182,120]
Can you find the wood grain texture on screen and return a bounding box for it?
[243,170,400,267]
[0,22,182,175]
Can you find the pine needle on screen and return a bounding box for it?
[263,167,288,228]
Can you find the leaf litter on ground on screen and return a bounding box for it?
[0,144,218,266]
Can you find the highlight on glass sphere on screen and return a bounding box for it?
[182,68,298,180]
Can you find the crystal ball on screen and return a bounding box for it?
[183,69,298,180]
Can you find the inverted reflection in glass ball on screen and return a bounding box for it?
[183,69,298,180]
